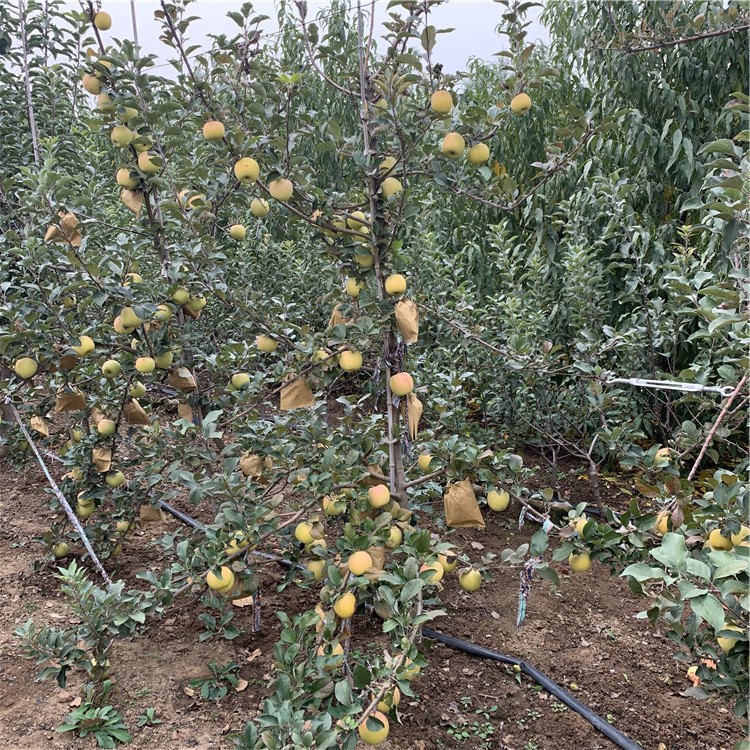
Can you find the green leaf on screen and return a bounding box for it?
[713,559,748,580]
[400,578,423,603]
[529,527,549,555]
[420,25,436,54]
[690,593,725,633]
[650,533,688,572]
[621,562,666,582]
[684,557,712,581]
[334,680,352,705]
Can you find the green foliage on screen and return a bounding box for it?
[58,702,131,748]
[15,561,161,700]
[188,661,242,703]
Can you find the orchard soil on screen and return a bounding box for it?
[0,459,745,750]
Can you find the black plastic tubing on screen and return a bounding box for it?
[422,628,642,750]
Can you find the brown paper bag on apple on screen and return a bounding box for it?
[444,478,485,528]
[280,377,315,410]
[395,299,419,344]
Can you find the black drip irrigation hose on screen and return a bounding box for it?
[156,499,641,750]
[156,498,206,531]
[422,628,642,750]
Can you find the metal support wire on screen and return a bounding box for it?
[606,376,733,397]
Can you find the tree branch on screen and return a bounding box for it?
[609,23,750,54]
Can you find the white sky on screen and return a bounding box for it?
[66,0,549,73]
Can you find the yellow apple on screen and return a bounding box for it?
[234,157,259,183]
[53,542,70,558]
[256,334,278,353]
[347,210,367,229]
[333,591,357,619]
[202,120,225,140]
[468,143,490,164]
[250,197,270,217]
[731,525,750,546]
[116,106,139,123]
[338,350,363,372]
[459,568,482,591]
[322,495,345,516]
[137,151,162,174]
[131,136,152,153]
[95,92,114,111]
[368,484,390,508]
[178,190,207,209]
[707,528,733,551]
[105,470,125,488]
[120,306,142,329]
[438,552,458,573]
[380,177,403,199]
[154,351,174,369]
[347,551,373,576]
[229,224,246,240]
[294,522,315,545]
[82,73,102,95]
[418,453,432,472]
[129,381,146,398]
[186,295,206,313]
[355,253,374,268]
[268,178,293,201]
[317,642,344,669]
[430,89,453,114]
[487,489,510,511]
[568,552,592,572]
[421,561,444,583]
[384,273,406,295]
[306,559,327,581]
[135,357,155,374]
[114,314,136,335]
[206,566,235,592]
[14,357,38,379]
[76,502,94,518]
[389,372,413,396]
[386,526,403,549]
[359,711,389,745]
[717,624,744,652]
[345,277,364,297]
[401,657,420,680]
[154,304,173,322]
[171,287,190,305]
[93,11,112,30]
[97,418,116,436]
[71,335,95,356]
[379,156,396,174]
[231,373,250,389]
[377,687,401,713]
[655,511,669,535]
[123,272,142,286]
[510,92,532,115]
[111,125,133,147]
[101,359,121,378]
[441,132,465,159]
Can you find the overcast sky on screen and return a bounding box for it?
[65,0,549,73]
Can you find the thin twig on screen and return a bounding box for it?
[687,376,748,481]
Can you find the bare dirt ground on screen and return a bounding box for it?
[0,458,745,750]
